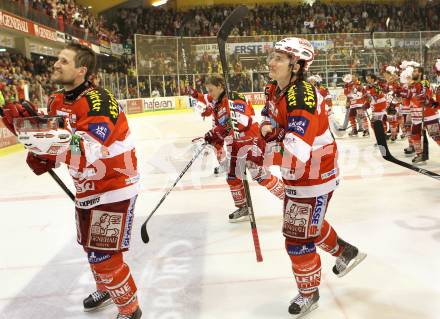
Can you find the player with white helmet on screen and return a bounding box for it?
[262,37,366,318]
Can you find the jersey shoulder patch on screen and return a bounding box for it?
[85,87,120,124]
[285,81,317,114]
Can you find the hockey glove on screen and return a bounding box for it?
[204,125,229,145]
[263,127,285,143]
[26,152,58,176]
[1,101,40,135]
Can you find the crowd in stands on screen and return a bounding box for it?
[115,1,439,39]
[2,1,440,101]
[9,0,120,43]
[0,52,56,108]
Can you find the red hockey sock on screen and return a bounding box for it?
[314,220,343,256]
[90,252,139,315]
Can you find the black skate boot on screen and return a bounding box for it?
[83,290,112,312]
[348,128,358,137]
[288,290,319,317]
[228,206,249,223]
[332,238,367,278]
[117,307,142,319]
[213,166,220,176]
[362,130,370,137]
[389,135,397,143]
[404,145,415,156]
[412,154,427,165]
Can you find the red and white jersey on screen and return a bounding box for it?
[366,82,387,114]
[344,81,367,109]
[409,80,437,123]
[399,83,411,114]
[199,90,259,140]
[267,80,339,198]
[317,85,332,111]
[383,81,402,106]
[45,81,139,208]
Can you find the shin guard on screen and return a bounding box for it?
[91,252,139,315]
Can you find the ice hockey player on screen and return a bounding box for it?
[1,43,142,319]
[344,73,370,136]
[190,87,227,176]
[409,66,439,163]
[264,37,366,317]
[382,66,402,142]
[200,74,285,222]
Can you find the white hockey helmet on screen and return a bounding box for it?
[434,58,440,75]
[385,65,398,75]
[274,37,315,70]
[342,74,352,83]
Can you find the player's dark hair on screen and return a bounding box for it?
[65,43,96,79]
[206,74,225,88]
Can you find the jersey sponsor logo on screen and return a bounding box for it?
[286,81,317,113]
[87,251,112,264]
[121,200,136,249]
[231,102,245,113]
[309,195,327,236]
[321,168,337,180]
[287,115,310,136]
[88,122,111,142]
[287,242,316,256]
[86,89,119,124]
[88,210,124,250]
[283,200,312,239]
[76,196,100,207]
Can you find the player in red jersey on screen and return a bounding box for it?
[2,44,142,319]
[262,37,366,317]
[199,75,285,222]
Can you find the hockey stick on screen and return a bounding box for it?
[373,120,440,181]
[178,13,192,97]
[0,104,75,201]
[140,142,208,244]
[217,5,263,262]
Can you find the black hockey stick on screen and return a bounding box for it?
[0,104,75,201]
[217,5,263,262]
[178,13,192,96]
[373,120,440,181]
[140,142,208,244]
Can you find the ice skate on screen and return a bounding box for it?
[348,128,358,137]
[116,307,142,319]
[83,290,112,312]
[362,130,370,137]
[288,290,319,318]
[332,238,367,278]
[228,206,249,223]
[404,145,415,156]
[412,154,427,165]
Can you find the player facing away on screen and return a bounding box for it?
[1,44,142,319]
[200,74,285,222]
[263,37,367,317]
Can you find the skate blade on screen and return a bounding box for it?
[292,303,319,318]
[413,161,427,166]
[228,215,250,223]
[83,299,113,312]
[337,252,367,278]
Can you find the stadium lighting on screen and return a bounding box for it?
[0,48,6,52]
[152,0,168,7]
